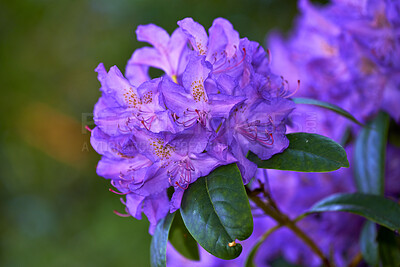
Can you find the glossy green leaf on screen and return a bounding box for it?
[270,257,303,267]
[377,226,400,267]
[248,133,349,172]
[180,164,253,260]
[292,97,363,126]
[307,193,400,232]
[150,212,175,267]
[360,221,379,267]
[169,210,199,261]
[354,112,390,195]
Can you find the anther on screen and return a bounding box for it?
[285,80,300,98]
[175,181,188,190]
[266,49,271,64]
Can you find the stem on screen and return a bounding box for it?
[247,189,332,267]
[348,252,362,267]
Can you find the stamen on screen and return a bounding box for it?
[228,241,237,247]
[109,188,129,195]
[85,125,92,132]
[113,210,131,217]
[257,133,274,146]
[285,80,300,98]
[213,48,247,74]
[175,181,188,190]
[141,119,150,131]
[117,120,134,133]
[266,49,271,64]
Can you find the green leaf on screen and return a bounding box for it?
[377,226,400,267]
[180,163,253,260]
[248,133,349,172]
[354,111,390,195]
[360,221,379,267]
[306,193,400,232]
[169,210,199,261]
[270,257,303,267]
[292,97,363,126]
[150,212,175,267]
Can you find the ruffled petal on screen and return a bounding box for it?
[208,17,240,60]
[126,193,145,220]
[143,191,170,234]
[128,47,170,75]
[178,18,208,55]
[168,28,190,75]
[125,63,150,86]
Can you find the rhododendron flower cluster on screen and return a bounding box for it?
[90,17,295,232]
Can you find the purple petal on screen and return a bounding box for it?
[208,18,240,60]
[169,124,210,154]
[230,138,257,184]
[136,24,170,51]
[190,151,237,181]
[170,188,184,213]
[126,193,145,220]
[128,47,170,75]
[178,18,208,55]
[125,63,150,87]
[133,163,170,196]
[143,191,170,234]
[168,28,190,75]
[160,77,196,116]
[208,93,245,118]
[182,56,212,103]
[96,157,152,180]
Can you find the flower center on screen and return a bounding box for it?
[212,47,246,74]
[167,158,195,190]
[173,108,208,128]
[237,118,275,147]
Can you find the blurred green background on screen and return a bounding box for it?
[0,0,298,266]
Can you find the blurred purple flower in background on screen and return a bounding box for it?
[91,17,294,233]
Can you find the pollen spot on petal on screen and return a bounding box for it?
[123,87,142,108]
[191,79,207,103]
[149,138,175,160]
[142,91,153,104]
[197,41,207,55]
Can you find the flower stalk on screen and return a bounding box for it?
[246,187,332,267]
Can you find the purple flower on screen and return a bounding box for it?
[94,63,177,135]
[268,0,400,125]
[91,17,294,232]
[126,24,189,85]
[160,55,245,131]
